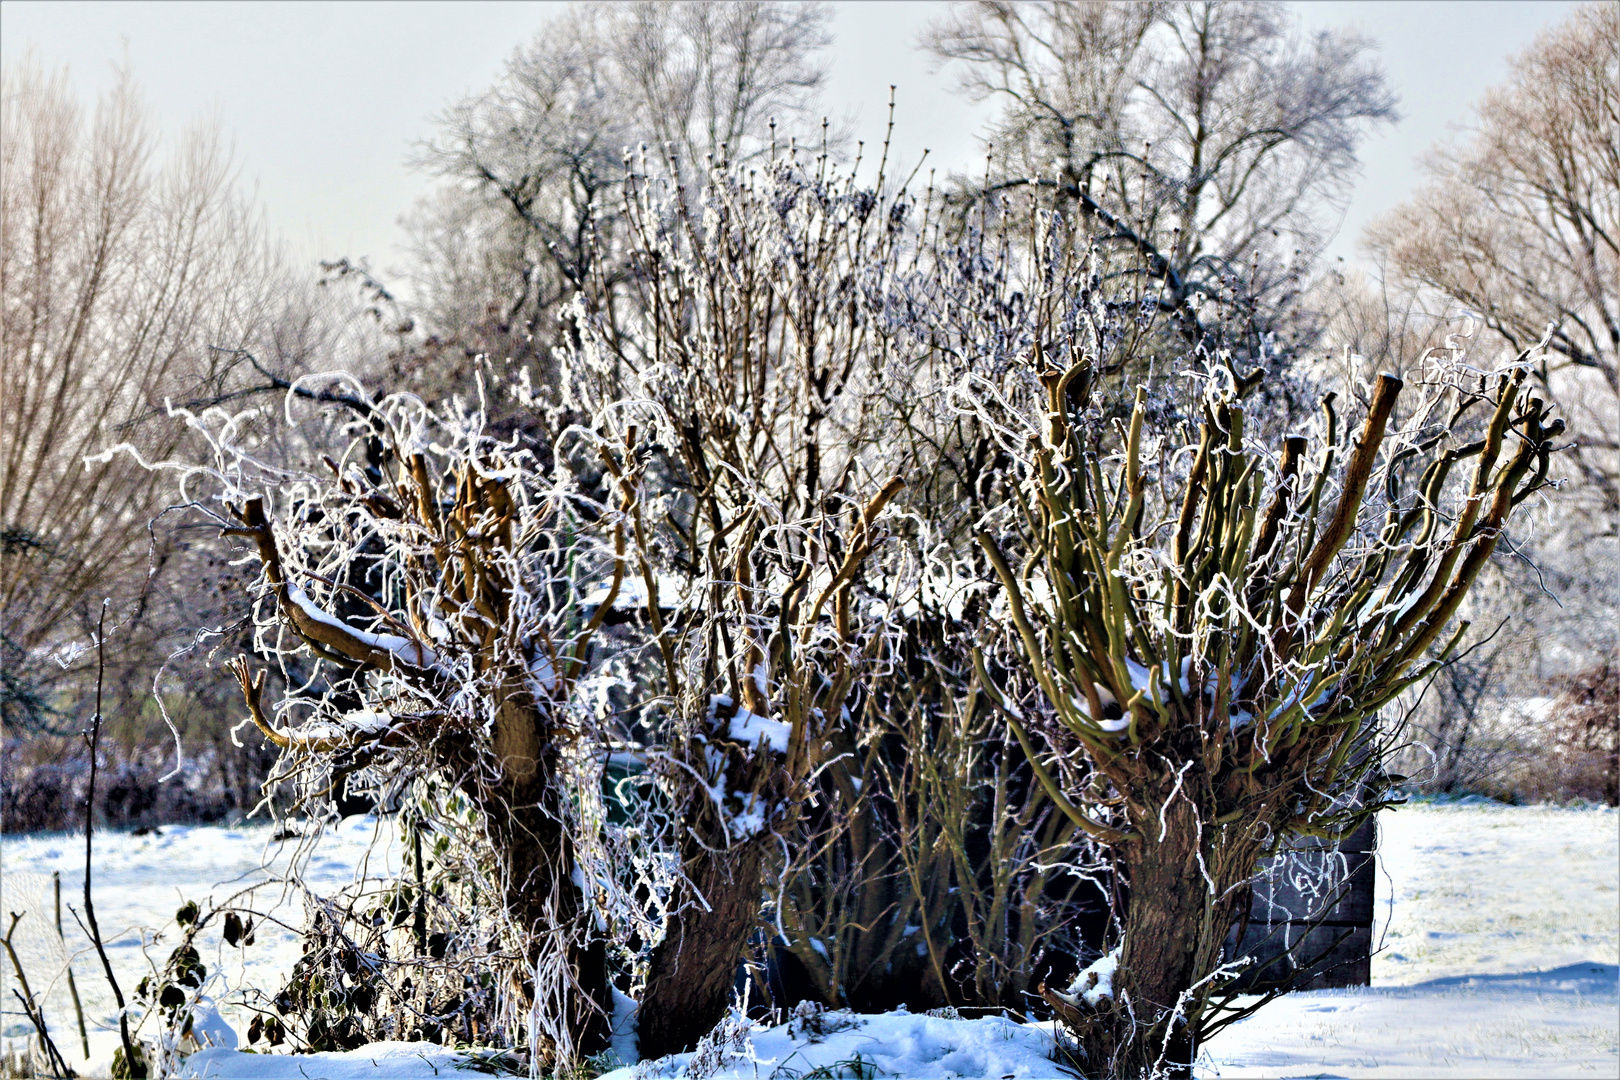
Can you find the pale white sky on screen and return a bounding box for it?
[0,0,1580,285]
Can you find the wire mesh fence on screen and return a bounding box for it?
[1,870,123,1075]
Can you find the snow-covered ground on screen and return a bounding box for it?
[602,1007,1068,1080]
[1201,801,1619,1078]
[1,800,1614,1078]
[0,816,403,1077]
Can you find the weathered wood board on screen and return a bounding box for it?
[1226,818,1376,990]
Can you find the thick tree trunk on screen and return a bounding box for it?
[636,821,768,1059]
[494,792,612,1060]
[638,718,785,1059]
[1053,775,1256,1080]
[488,685,610,1062]
[1113,795,1229,1078]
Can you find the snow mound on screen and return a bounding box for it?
[1062,947,1118,1007]
[174,1041,463,1078]
[727,706,793,754]
[605,1008,1071,1079]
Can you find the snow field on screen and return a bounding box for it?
[1,801,1614,1077]
[1201,801,1618,1078]
[1200,965,1618,1078]
[1,816,403,1077]
[1372,800,1617,984]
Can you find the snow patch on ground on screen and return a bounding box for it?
[600,1009,1065,1080]
[1200,964,1618,1078]
[175,1040,462,1078]
[0,815,402,1076]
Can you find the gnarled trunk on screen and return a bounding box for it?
[490,791,611,1060]
[1114,799,1240,1077]
[489,688,611,1062]
[1049,771,1259,1080]
[637,825,768,1059]
[638,721,784,1058]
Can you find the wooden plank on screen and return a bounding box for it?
[1248,847,1376,926]
[1226,816,1377,989]
[1226,923,1373,991]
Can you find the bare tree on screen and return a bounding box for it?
[1317,269,1456,379]
[939,204,1563,1076]
[1367,2,1619,532]
[1415,598,1527,798]
[924,0,1395,345]
[0,59,275,732]
[159,391,633,1063]
[561,147,912,1057]
[408,0,832,372]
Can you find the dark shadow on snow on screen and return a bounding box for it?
[1394,962,1618,996]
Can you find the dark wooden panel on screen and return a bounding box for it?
[1226,816,1377,990]
[1248,848,1376,926]
[1226,923,1373,991]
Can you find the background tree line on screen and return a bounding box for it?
[7,0,1609,832]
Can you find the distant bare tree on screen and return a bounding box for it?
[1414,598,1527,798]
[1321,269,1616,800]
[1318,270,1455,380]
[1541,661,1619,805]
[0,59,274,732]
[924,0,1396,345]
[1367,2,1618,531]
[408,0,832,371]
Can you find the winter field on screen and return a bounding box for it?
[1,800,1614,1079]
